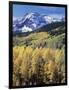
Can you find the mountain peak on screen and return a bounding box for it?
[13,12,65,33]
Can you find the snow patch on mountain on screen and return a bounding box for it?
[13,12,65,33]
[43,16,53,23]
[21,25,32,32]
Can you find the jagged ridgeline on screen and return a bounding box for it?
[13,21,65,49]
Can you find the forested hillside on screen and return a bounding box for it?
[13,21,66,86]
[13,21,65,49]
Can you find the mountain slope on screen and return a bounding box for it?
[13,22,65,49]
[13,21,65,37]
[13,12,64,33]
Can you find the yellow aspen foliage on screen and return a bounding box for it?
[20,46,33,79]
[13,46,65,86]
[43,48,55,61]
[55,49,64,65]
[31,47,44,74]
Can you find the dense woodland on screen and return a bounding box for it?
[13,21,66,86]
[13,46,65,86]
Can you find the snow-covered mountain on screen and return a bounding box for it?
[13,12,65,33]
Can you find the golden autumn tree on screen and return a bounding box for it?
[13,46,25,86]
[43,48,59,84]
[55,49,65,83]
[20,46,33,85]
[31,47,45,85]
